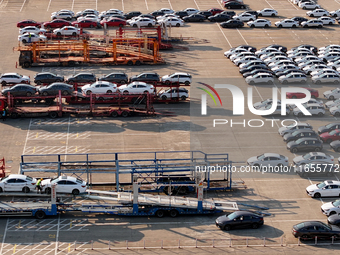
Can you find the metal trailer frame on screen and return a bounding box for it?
[20,151,245,192]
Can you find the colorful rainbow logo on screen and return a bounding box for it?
[197,82,222,106]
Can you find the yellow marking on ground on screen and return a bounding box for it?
[13,244,16,253]
[75,146,78,152]
[76,133,78,138]
[16,220,21,229]
[70,220,72,228]
[33,147,35,153]
[68,243,71,253]
[36,133,39,138]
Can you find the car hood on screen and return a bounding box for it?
[306,184,318,192]
[287,141,296,148]
[321,201,337,211]
[293,155,304,164]
[119,85,127,89]
[82,84,91,90]
[320,133,330,139]
[283,133,294,140]
[278,126,288,134]
[324,90,333,96]
[247,156,258,164]
[325,101,338,108]
[328,214,340,225]
[330,106,340,112]
[216,215,229,224]
[22,75,30,80]
[41,179,51,186]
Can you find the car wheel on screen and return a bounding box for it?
[155,210,165,218]
[45,187,51,194]
[57,32,61,36]
[227,6,231,9]
[252,223,259,229]
[224,225,231,231]
[170,209,179,218]
[318,25,322,28]
[1,81,6,86]
[176,23,180,27]
[249,80,255,85]
[35,211,46,219]
[148,23,152,27]
[22,39,27,43]
[26,92,32,96]
[161,95,167,100]
[303,7,306,10]
[283,80,288,84]
[292,24,296,28]
[259,14,262,17]
[181,96,187,101]
[72,189,80,195]
[111,111,118,117]
[22,187,30,193]
[278,24,282,28]
[265,24,269,28]
[42,91,48,96]
[291,148,298,153]
[121,111,129,117]
[123,90,129,95]
[335,112,340,117]
[106,90,112,94]
[62,90,69,96]
[313,192,321,198]
[277,163,284,168]
[133,24,137,27]
[251,24,255,28]
[36,81,42,85]
[314,147,321,152]
[253,164,261,170]
[267,80,273,85]
[303,25,308,28]
[310,14,314,17]
[337,147,340,152]
[49,111,58,118]
[86,90,92,95]
[0,187,3,192]
[298,112,303,117]
[330,96,335,100]
[184,81,190,86]
[335,80,340,84]
[317,112,324,117]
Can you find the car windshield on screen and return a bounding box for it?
[76,178,83,184]
[26,176,33,181]
[332,88,340,93]
[292,131,301,136]
[0,176,9,182]
[317,182,327,189]
[333,200,340,207]
[303,153,311,159]
[257,154,265,160]
[295,138,303,144]
[51,177,59,184]
[227,212,239,220]
[329,130,338,135]
[326,123,334,128]
[295,223,305,229]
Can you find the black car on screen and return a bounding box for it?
[225,1,247,9]
[183,14,206,22]
[208,14,231,22]
[129,72,160,83]
[283,130,319,143]
[124,11,142,20]
[66,73,96,84]
[292,16,308,24]
[296,161,338,178]
[292,221,340,240]
[243,69,273,78]
[291,44,318,54]
[287,138,323,153]
[197,11,212,19]
[98,72,128,84]
[236,45,257,53]
[330,140,340,152]
[239,64,268,74]
[276,69,306,78]
[215,211,264,231]
[245,11,259,18]
[174,11,188,18]
[328,214,340,227]
[1,84,37,97]
[220,20,244,28]
[264,44,287,53]
[39,83,74,96]
[318,123,340,134]
[149,10,164,17]
[221,11,236,16]
[34,72,64,85]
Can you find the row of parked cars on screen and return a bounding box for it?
[226,44,340,85]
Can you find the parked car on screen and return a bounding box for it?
[275,19,299,28]
[318,17,336,25]
[43,19,71,28]
[118,82,155,94]
[149,10,165,18]
[158,88,188,100]
[287,137,323,153]
[293,104,325,117]
[292,221,340,239]
[208,13,231,22]
[321,200,340,216]
[34,72,64,85]
[53,26,80,36]
[325,99,340,109]
[197,11,213,19]
[0,73,30,85]
[287,88,319,99]
[129,72,160,83]
[279,123,313,136]
[299,2,320,10]
[0,174,37,193]
[296,162,338,177]
[247,19,271,28]
[224,1,247,9]
[324,88,340,100]
[38,83,74,96]
[98,72,128,84]
[158,17,184,27]
[328,214,340,227]
[253,98,279,109]
[51,11,73,20]
[307,9,329,17]
[301,19,323,28]
[100,17,126,27]
[161,72,192,85]
[77,14,100,23]
[17,20,42,28]
[306,180,340,198]
[75,9,99,18]
[41,175,87,195]
[19,26,46,35]
[257,8,278,17]
[174,11,189,18]
[320,130,340,143]
[82,81,117,95]
[291,16,308,24]
[233,13,256,22]
[245,73,274,85]
[247,153,289,168]
[124,11,142,19]
[312,74,340,84]
[183,14,206,22]
[220,20,244,28]
[66,73,96,84]
[330,140,340,152]
[330,105,340,117]
[208,8,224,15]
[243,69,273,78]
[128,17,156,27]
[215,211,264,230]
[283,130,319,143]
[1,84,37,97]
[18,33,47,43]
[182,8,200,15]
[293,152,334,166]
[330,9,340,17]
[159,8,174,14]
[278,73,307,84]
[71,20,98,28]
[318,123,340,134]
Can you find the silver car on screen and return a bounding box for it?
[293,103,325,117]
[312,73,340,84]
[247,153,289,168]
[278,73,307,84]
[293,152,334,166]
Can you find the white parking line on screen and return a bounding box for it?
[287,0,299,10]
[121,0,124,11]
[216,0,223,8]
[168,0,173,10]
[71,0,75,11]
[217,24,232,48]
[0,218,9,255]
[145,0,148,10]
[236,28,248,44]
[193,0,200,9]
[95,0,97,10]
[265,0,274,9]
[47,0,52,11]
[20,0,27,12]
[19,118,32,173]
[318,30,331,43]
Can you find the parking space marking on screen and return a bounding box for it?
[265,0,274,9]
[236,28,248,45]
[30,118,91,126]
[28,131,91,140]
[216,0,223,8]
[144,0,148,10]
[217,24,232,48]
[0,218,9,255]
[287,0,299,10]
[168,0,172,10]
[193,0,200,9]
[24,146,90,154]
[318,30,332,43]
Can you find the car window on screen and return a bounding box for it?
[57,180,67,184]
[16,179,26,183]
[6,179,16,183]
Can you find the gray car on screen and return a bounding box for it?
[278,123,313,136]
[39,83,74,96]
[283,130,319,143]
[287,137,323,153]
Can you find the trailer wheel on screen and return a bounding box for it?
[1,81,6,86]
[22,187,30,193]
[72,32,77,36]
[111,111,118,117]
[135,60,141,66]
[57,32,61,36]
[35,210,46,219]
[127,60,133,66]
[42,91,48,96]
[49,111,58,119]
[23,62,31,68]
[155,210,165,218]
[72,189,80,195]
[26,92,32,96]
[45,187,51,194]
[181,96,187,101]
[62,90,69,95]
[22,39,27,43]
[165,80,171,85]
[121,111,129,117]
[170,209,179,218]
[119,24,123,27]
[106,90,112,94]
[123,90,129,95]
[11,112,19,119]
[161,95,167,100]
[184,81,190,86]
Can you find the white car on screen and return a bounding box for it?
[295,56,322,64]
[234,56,260,66]
[293,152,334,166]
[319,52,340,62]
[101,9,123,15]
[247,19,271,28]
[321,200,340,216]
[51,11,73,20]
[53,26,80,36]
[319,44,340,53]
[82,81,117,95]
[52,9,74,16]
[303,64,328,74]
[129,18,156,27]
[279,123,313,136]
[301,19,323,27]
[18,33,47,43]
[299,2,320,10]
[158,88,188,100]
[0,174,37,193]
[76,9,99,17]
[325,98,340,109]
[307,9,329,17]
[183,8,199,15]
[312,74,340,84]
[255,47,280,57]
[231,52,254,61]
[233,13,256,22]
[247,153,289,168]
[268,60,295,68]
[260,104,290,115]
[311,69,339,76]
[324,88,340,100]
[161,72,192,85]
[264,56,291,64]
[271,64,298,72]
[330,9,340,17]
[275,19,299,28]
[253,98,281,109]
[157,14,179,21]
[278,73,307,84]
[78,14,100,23]
[41,175,87,195]
[159,8,174,14]
[330,105,340,116]
[118,82,155,94]
[19,26,46,35]
[245,73,274,85]
[298,60,324,69]
[293,103,325,117]
[306,180,340,198]
[0,72,30,85]
[257,8,278,17]
[261,52,286,60]
[158,17,184,27]
[225,48,248,58]
[318,17,336,25]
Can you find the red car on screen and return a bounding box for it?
[17,20,42,28]
[72,20,98,28]
[320,129,340,143]
[286,88,319,99]
[208,8,224,15]
[43,19,71,28]
[100,18,126,27]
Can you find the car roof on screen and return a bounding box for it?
[37,72,56,75]
[232,211,260,216]
[325,180,340,185]
[74,72,94,76]
[3,73,20,76]
[305,103,323,107]
[263,153,282,157]
[58,175,77,181]
[139,72,158,75]
[309,152,326,156]
[8,174,28,178]
[297,137,320,141]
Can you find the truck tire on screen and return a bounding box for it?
[170,209,179,218]
[22,187,30,193]
[0,187,3,192]
[23,62,31,68]
[155,210,165,218]
[72,189,80,195]
[45,187,51,194]
[121,111,129,117]
[49,111,58,118]
[35,210,46,219]
[111,111,118,117]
